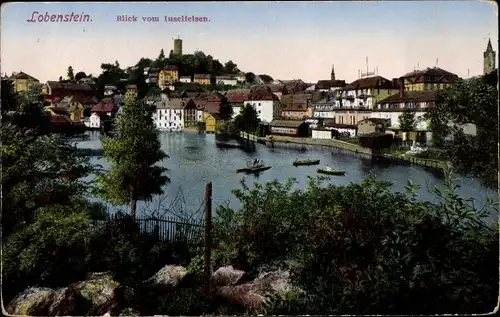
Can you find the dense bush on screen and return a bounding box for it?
[211,170,498,314]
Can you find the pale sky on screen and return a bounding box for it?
[1,1,498,83]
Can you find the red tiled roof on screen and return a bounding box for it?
[50,115,72,125]
[91,102,115,113]
[194,74,210,79]
[164,65,179,71]
[402,67,458,78]
[266,84,285,93]
[344,76,395,90]
[280,94,312,111]
[47,81,93,91]
[12,71,39,81]
[247,89,279,101]
[378,90,437,104]
[225,92,249,103]
[316,80,346,90]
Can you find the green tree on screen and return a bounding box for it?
[234,103,260,134]
[258,74,273,84]
[67,66,75,82]
[158,49,165,60]
[74,71,87,82]
[223,60,238,74]
[245,72,256,84]
[398,107,417,132]
[218,96,233,120]
[93,99,170,217]
[425,77,498,188]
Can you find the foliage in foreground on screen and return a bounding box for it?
[211,170,498,314]
[93,99,169,216]
[425,77,498,188]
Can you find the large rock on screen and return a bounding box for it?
[215,269,301,312]
[211,265,245,287]
[145,264,187,288]
[47,286,90,316]
[6,287,57,315]
[71,274,122,315]
[6,274,123,316]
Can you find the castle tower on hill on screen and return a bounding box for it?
[173,37,183,56]
[483,38,496,75]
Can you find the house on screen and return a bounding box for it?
[315,80,346,92]
[193,92,224,122]
[10,71,40,93]
[179,76,192,83]
[77,77,95,85]
[280,94,313,120]
[225,90,250,117]
[49,113,75,134]
[193,74,211,86]
[244,89,281,123]
[311,128,335,140]
[280,79,308,94]
[56,95,99,122]
[235,72,246,83]
[125,85,138,101]
[371,87,438,144]
[205,113,227,133]
[269,120,309,137]
[400,67,459,92]
[45,106,71,119]
[216,75,238,86]
[322,119,357,138]
[357,118,390,135]
[260,84,286,100]
[42,81,95,102]
[146,71,159,84]
[87,101,116,129]
[158,65,179,89]
[153,97,198,130]
[104,85,117,96]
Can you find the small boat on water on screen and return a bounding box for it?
[317,168,345,176]
[236,166,272,174]
[293,159,320,166]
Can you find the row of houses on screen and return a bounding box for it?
[151,66,245,90]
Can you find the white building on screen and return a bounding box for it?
[337,76,397,110]
[86,102,115,129]
[216,76,238,86]
[104,85,117,97]
[312,102,336,119]
[153,97,197,130]
[235,72,246,83]
[244,90,281,123]
[179,76,192,83]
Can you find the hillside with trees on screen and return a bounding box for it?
[64,49,263,99]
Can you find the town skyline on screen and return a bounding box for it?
[1,1,498,82]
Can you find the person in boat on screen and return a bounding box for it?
[253,157,261,167]
[325,165,332,171]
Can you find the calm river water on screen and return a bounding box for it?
[75,131,497,224]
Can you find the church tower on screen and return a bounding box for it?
[330,64,336,80]
[483,39,496,75]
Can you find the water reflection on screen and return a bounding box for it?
[74,131,497,224]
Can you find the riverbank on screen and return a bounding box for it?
[252,134,445,170]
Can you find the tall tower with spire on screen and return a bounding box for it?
[330,64,336,80]
[483,39,496,75]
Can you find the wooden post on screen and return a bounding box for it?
[204,182,213,293]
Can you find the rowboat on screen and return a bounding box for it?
[317,168,345,176]
[293,159,320,166]
[236,166,272,174]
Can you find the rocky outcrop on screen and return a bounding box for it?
[6,287,58,315]
[144,264,188,288]
[211,265,245,287]
[6,274,123,316]
[119,307,140,316]
[215,269,302,312]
